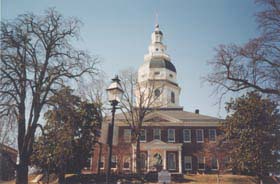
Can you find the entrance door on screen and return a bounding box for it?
[140,153,147,171]
[167,153,176,171]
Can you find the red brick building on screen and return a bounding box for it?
[88,24,227,175]
[0,144,17,181]
[90,109,226,174]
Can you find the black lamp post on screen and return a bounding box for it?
[106,76,123,184]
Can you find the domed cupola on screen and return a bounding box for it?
[137,24,181,109]
[149,58,176,73]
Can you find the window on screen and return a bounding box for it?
[154,71,160,75]
[153,128,161,140]
[155,48,159,51]
[167,153,176,170]
[196,129,204,143]
[99,156,105,169]
[183,129,191,142]
[184,156,192,170]
[140,153,147,170]
[168,129,175,142]
[209,129,216,142]
[171,91,175,103]
[123,129,131,143]
[123,156,130,170]
[154,89,161,97]
[169,74,173,78]
[140,129,146,142]
[211,157,218,170]
[84,155,92,169]
[198,156,205,170]
[111,155,117,169]
[223,156,231,168]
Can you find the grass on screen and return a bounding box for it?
[0,174,277,184]
[184,174,277,184]
[185,174,256,184]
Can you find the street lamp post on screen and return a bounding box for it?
[106,76,123,184]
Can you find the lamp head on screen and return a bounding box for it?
[106,75,123,105]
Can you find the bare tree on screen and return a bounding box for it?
[118,68,165,174]
[77,70,108,105]
[0,114,17,147]
[0,9,98,184]
[205,0,280,101]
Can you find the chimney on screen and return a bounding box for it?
[195,109,199,114]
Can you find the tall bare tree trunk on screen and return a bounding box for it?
[16,157,28,184]
[136,135,141,174]
[58,172,66,184]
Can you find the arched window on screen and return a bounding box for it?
[171,91,175,103]
[154,89,161,97]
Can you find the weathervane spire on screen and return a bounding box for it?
[155,12,159,27]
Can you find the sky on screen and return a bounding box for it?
[1,0,262,118]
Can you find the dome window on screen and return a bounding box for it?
[171,91,175,103]
[154,89,161,97]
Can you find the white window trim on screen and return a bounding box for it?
[183,129,191,143]
[153,128,161,140]
[111,155,117,169]
[84,156,92,170]
[124,129,131,143]
[168,129,175,142]
[196,129,204,143]
[140,129,147,143]
[211,158,218,170]
[197,157,205,170]
[123,156,130,170]
[209,129,217,142]
[100,156,105,169]
[184,156,192,171]
[167,153,176,170]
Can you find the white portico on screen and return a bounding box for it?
[132,140,183,174]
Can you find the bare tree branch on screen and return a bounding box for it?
[0,9,99,184]
[205,0,280,102]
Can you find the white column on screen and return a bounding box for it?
[147,149,150,172]
[163,150,166,170]
[132,145,136,173]
[178,148,182,173]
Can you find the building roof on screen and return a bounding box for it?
[0,144,17,155]
[149,59,176,73]
[113,109,222,125]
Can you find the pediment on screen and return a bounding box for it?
[136,139,182,150]
[144,117,169,122]
[144,111,182,123]
[146,139,167,146]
